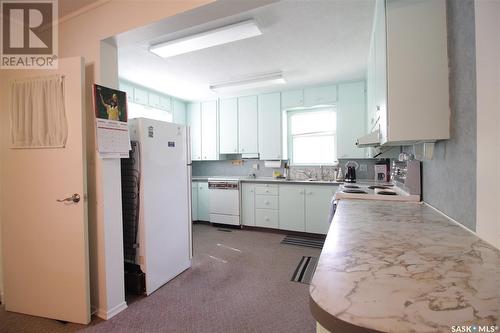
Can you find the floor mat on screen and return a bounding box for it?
[291,256,319,284]
[281,235,325,249]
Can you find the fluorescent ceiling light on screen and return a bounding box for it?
[150,20,262,58]
[210,72,286,93]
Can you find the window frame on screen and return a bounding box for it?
[286,106,338,166]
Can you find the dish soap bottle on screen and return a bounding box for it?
[335,166,344,182]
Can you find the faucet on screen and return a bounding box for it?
[294,169,314,180]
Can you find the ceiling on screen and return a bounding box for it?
[117,0,375,102]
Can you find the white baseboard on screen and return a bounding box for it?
[95,301,127,320]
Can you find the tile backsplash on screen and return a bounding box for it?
[192,158,380,181]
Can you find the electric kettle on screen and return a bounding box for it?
[345,166,357,183]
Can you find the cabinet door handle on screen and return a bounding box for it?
[265,217,270,221]
[308,192,313,195]
[265,201,269,205]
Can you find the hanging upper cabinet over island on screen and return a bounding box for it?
[364,0,450,146]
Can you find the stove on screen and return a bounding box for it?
[367,185,390,190]
[335,182,419,202]
[342,189,367,194]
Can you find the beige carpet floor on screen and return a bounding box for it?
[0,224,321,333]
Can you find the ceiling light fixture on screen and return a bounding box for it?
[149,20,262,58]
[210,72,286,93]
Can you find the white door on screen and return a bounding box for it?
[279,185,306,232]
[305,186,337,234]
[201,100,218,160]
[238,95,258,154]
[258,93,282,160]
[219,98,238,154]
[197,182,210,221]
[2,57,90,324]
[241,183,255,226]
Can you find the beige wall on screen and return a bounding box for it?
[475,0,500,249]
[0,0,212,316]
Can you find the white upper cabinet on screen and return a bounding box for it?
[368,0,449,145]
[281,90,304,110]
[304,84,337,107]
[374,0,388,143]
[187,103,202,161]
[148,92,171,111]
[148,92,161,109]
[219,98,239,154]
[237,96,258,154]
[159,95,172,111]
[120,81,134,102]
[337,81,366,158]
[201,100,218,160]
[172,99,186,125]
[258,92,282,160]
[133,87,148,105]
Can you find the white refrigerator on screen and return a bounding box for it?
[128,118,192,295]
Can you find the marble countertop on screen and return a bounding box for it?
[310,200,500,333]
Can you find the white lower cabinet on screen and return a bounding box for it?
[197,181,210,221]
[241,183,255,226]
[255,209,279,229]
[278,185,306,232]
[240,182,336,234]
[191,182,198,221]
[304,186,337,234]
[254,184,279,229]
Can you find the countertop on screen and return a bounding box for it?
[310,200,500,333]
[191,176,385,186]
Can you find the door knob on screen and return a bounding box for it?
[57,193,80,203]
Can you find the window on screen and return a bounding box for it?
[287,107,337,165]
[127,102,173,123]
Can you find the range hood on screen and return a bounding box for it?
[356,130,380,148]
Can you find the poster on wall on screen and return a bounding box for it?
[93,84,131,158]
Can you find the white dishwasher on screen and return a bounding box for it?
[208,179,241,226]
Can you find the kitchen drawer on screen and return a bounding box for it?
[255,195,279,210]
[255,209,279,229]
[255,186,279,195]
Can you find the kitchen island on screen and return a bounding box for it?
[310,200,500,333]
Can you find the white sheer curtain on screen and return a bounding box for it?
[10,75,68,148]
